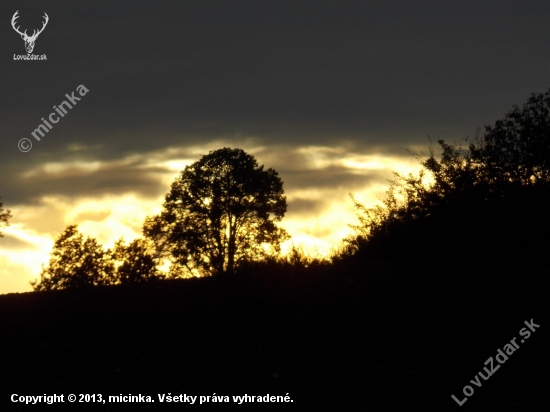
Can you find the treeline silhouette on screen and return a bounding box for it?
[1,90,549,409]
[26,89,550,290]
[30,147,326,290]
[333,89,550,269]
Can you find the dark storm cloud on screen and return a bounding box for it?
[1,0,549,204]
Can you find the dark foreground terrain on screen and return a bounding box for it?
[0,258,548,410]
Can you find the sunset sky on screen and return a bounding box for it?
[1,1,549,294]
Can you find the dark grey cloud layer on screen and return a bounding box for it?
[1,0,549,205]
[2,160,168,206]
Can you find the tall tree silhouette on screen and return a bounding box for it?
[0,197,12,238]
[144,147,288,277]
[31,225,116,291]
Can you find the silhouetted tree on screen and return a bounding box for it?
[144,147,289,277]
[342,89,550,260]
[31,225,116,291]
[112,238,163,283]
[0,198,12,238]
[31,223,165,291]
[470,89,550,188]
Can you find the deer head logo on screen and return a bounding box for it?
[11,11,49,54]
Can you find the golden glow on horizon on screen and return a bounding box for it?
[0,144,427,294]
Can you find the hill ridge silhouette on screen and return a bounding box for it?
[1,254,547,409]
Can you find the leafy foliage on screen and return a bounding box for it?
[342,89,550,260]
[144,147,289,277]
[31,226,162,291]
[31,225,116,291]
[0,197,12,238]
[470,89,550,188]
[112,238,163,283]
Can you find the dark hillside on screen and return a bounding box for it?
[1,257,547,409]
[350,186,550,263]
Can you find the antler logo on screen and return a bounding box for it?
[11,11,49,54]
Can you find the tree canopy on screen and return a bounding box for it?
[31,225,115,291]
[112,238,162,283]
[342,89,550,261]
[143,147,289,277]
[0,197,12,238]
[31,225,161,291]
[470,89,550,188]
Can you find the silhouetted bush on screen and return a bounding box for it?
[340,89,550,265]
[236,245,330,277]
